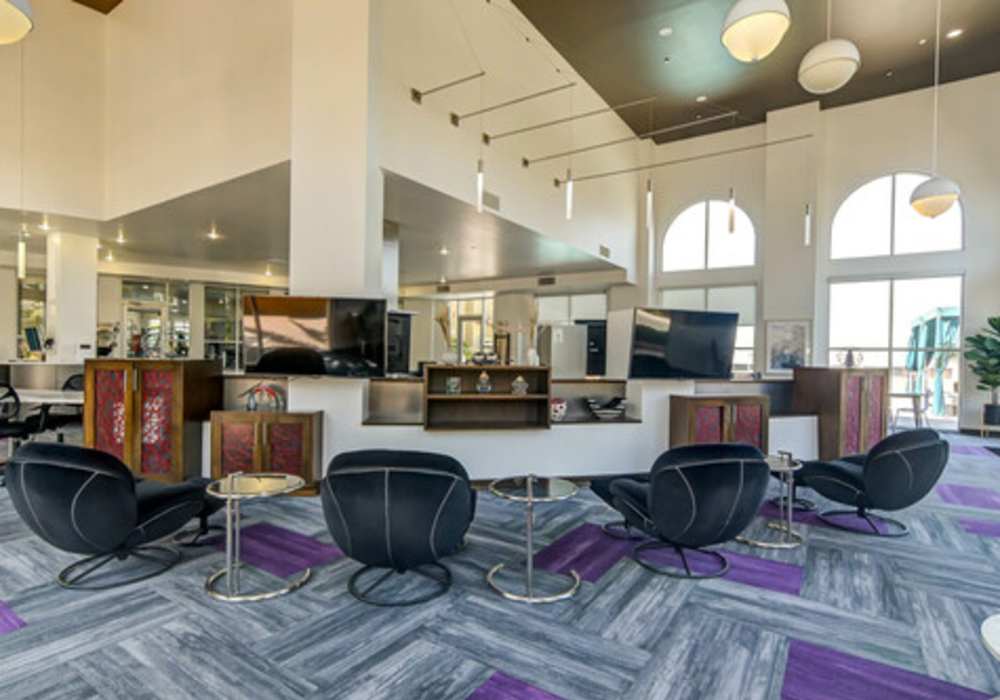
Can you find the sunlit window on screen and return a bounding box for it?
[831,173,962,259]
[660,285,757,373]
[662,200,755,272]
[828,276,962,430]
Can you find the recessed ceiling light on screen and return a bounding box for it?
[658,26,673,38]
[206,224,221,241]
[885,69,894,78]
[918,37,928,46]
[38,215,51,232]
[946,28,963,39]
[439,245,449,256]
[439,276,447,285]
[696,95,708,103]
[115,226,126,244]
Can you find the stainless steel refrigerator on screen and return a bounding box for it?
[537,324,588,379]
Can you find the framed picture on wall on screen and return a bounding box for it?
[766,320,811,374]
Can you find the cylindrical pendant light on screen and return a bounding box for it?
[16,225,27,280]
[803,203,812,246]
[0,0,33,46]
[565,169,574,220]
[911,0,959,218]
[798,1,860,95]
[476,159,485,213]
[645,178,654,234]
[721,0,791,63]
[728,187,736,233]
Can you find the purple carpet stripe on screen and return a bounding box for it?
[214,522,343,578]
[0,601,26,636]
[949,445,994,457]
[533,522,634,582]
[641,546,803,595]
[958,518,1000,538]
[781,640,991,699]
[937,484,1000,510]
[467,672,565,700]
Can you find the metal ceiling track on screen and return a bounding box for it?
[410,71,486,105]
[482,95,656,145]
[450,82,576,127]
[522,110,738,168]
[552,133,814,187]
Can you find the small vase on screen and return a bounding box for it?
[511,375,529,396]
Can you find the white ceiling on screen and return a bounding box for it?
[2,162,620,285]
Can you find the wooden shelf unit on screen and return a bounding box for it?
[424,365,551,430]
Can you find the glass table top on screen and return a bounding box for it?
[765,454,802,473]
[489,476,579,503]
[207,473,306,500]
[982,614,1000,662]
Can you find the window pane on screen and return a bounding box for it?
[707,285,756,325]
[829,280,890,348]
[891,276,962,349]
[663,202,706,272]
[891,350,960,424]
[893,173,962,255]
[707,200,755,269]
[736,325,755,348]
[828,350,889,368]
[732,349,754,374]
[831,176,892,259]
[660,287,705,311]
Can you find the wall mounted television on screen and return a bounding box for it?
[628,307,738,380]
[243,296,386,377]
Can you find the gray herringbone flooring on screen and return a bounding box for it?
[1,433,999,699]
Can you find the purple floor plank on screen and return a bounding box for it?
[533,522,635,582]
[958,518,1000,538]
[0,601,26,635]
[214,522,344,578]
[950,445,994,457]
[937,484,1000,511]
[781,639,991,699]
[641,546,804,596]
[467,672,565,700]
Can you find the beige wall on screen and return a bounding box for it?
[0,0,104,219]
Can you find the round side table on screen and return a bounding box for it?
[486,475,581,604]
[736,453,804,550]
[205,472,311,603]
[983,614,1000,663]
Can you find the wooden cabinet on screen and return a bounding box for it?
[669,394,769,451]
[84,359,222,483]
[792,367,889,460]
[211,411,322,489]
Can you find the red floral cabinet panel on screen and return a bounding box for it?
[138,368,175,476]
[843,374,864,455]
[93,368,128,462]
[865,374,885,452]
[219,422,256,475]
[267,422,306,475]
[211,412,321,488]
[733,403,765,449]
[694,406,725,443]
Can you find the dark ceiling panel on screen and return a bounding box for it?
[72,0,124,15]
[512,0,1000,143]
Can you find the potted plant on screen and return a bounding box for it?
[965,316,1000,425]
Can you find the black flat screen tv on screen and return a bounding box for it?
[628,308,738,379]
[243,296,386,377]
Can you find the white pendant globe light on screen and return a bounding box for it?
[721,0,791,63]
[911,0,960,218]
[799,1,859,95]
[0,0,33,45]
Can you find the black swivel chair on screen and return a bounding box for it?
[5,443,210,589]
[37,374,85,439]
[321,449,476,606]
[797,428,948,537]
[599,444,771,579]
[0,384,38,488]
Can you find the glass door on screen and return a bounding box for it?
[458,316,483,363]
[124,303,168,358]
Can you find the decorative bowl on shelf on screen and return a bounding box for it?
[586,396,627,421]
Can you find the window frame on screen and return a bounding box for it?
[660,198,758,273]
[829,171,965,262]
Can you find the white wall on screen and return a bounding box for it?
[0,0,104,219]
[0,268,18,361]
[649,72,1000,429]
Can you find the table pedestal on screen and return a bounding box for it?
[737,469,803,550]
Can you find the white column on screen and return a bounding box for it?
[0,268,18,361]
[188,282,205,359]
[289,0,383,298]
[382,234,400,309]
[45,233,98,362]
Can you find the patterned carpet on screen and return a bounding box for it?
[2,433,1000,699]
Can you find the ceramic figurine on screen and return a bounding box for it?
[511,375,529,396]
[476,371,492,394]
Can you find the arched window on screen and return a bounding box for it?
[662,200,755,272]
[831,172,962,259]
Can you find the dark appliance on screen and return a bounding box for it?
[629,308,738,380]
[243,296,386,377]
[386,311,412,375]
[575,319,607,376]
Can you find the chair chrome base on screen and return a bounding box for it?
[206,565,312,603]
[486,562,581,604]
[173,523,224,548]
[348,563,451,607]
[632,541,730,579]
[817,508,909,537]
[736,521,804,550]
[57,544,181,590]
[601,520,645,541]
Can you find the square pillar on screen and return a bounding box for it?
[46,233,98,362]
